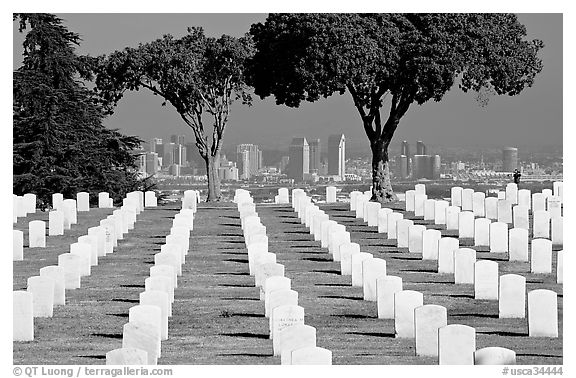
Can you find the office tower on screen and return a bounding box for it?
[288,137,309,182]
[163,142,176,167]
[148,138,162,153]
[145,152,159,175]
[308,138,321,174]
[413,155,433,179]
[155,143,165,163]
[219,166,239,181]
[168,164,180,177]
[432,154,441,179]
[236,144,261,176]
[184,143,195,165]
[416,140,427,155]
[279,156,290,173]
[258,149,263,170]
[401,140,410,157]
[328,134,346,179]
[170,134,185,145]
[502,147,518,172]
[398,155,409,179]
[172,144,186,165]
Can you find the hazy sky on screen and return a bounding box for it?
[12,13,563,152]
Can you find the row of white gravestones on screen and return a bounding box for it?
[13,193,37,222]
[181,190,199,212]
[275,188,290,204]
[111,201,194,365]
[240,190,332,365]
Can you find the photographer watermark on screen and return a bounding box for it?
[502,366,563,376]
[13,366,173,377]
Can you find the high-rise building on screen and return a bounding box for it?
[502,147,518,172]
[413,155,432,179]
[148,138,162,153]
[236,144,261,177]
[308,138,321,174]
[288,137,309,182]
[279,156,290,173]
[328,134,346,179]
[416,140,427,155]
[163,142,176,167]
[239,150,251,180]
[219,166,239,181]
[401,140,410,157]
[145,152,159,175]
[170,134,186,145]
[432,154,441,179]
[398,155,409,179]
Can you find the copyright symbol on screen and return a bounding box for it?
[13,367,22,376]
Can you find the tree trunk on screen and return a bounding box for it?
[204,152,221,202]
[370,138,397,203]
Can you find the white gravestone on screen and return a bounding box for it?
[77,192,90,212]
[434,200,449,225]
[472,192,485,217]
[329,231,350,261]
[551,216,563,245]
[100,219,117,253]
[270,305,305,341]
[508,228,529,261]
[557,250,563,284]
[424,199,436,221]
[473,218,491,247]
[542,188,553,199]
[531,238,552,274]
[485,197,498,220]
[362,258,387,301]
[461,188,474,211]
[49,210,64,236]
[387,212,404,239]
[408,225,426,253]
[532,193,546,213]
[139,291,170,340]
[63,199,77,225]
[489,222,509,253]
[339,242,360,275]
[415,183,426,195]
[150,264,177,291]
[23,193,37,214]
[451,187,463,207]
[445,206,461,231]
[144,191,157,207]
[376,275,403,319]
[145,276,174,304]
[320,220,337,248]
[291,346,332,365]
[267,289,298,321]
[57,253,81,289]
[394,290,423,338]
[39,266,65,306]
[499,274,526,318]
[326,186,337,203]
[16,196,26,217]
[122,321,160,365]
[517,189,531,210]
[396,219,414,248]
[349,191,360,211]
[414,194,428,217]
[497,199,512,224]
[474,347,516,365]
[27,276,55,317]
[513,205,529,230]
[28,220,46,248]
[351,252,373,287]
[415,304,448,357]
[98,192,110,208]
[52,193,64,211]
[366,202,381,227]
[458,211,474,239]
[454,248,476,284]
[355,194,367,219]
[264,277,291,315]
[88,226,106,257]
[547,196,562,219]
[497,191,506,200]
[277,324,316,361]
[155,250,181,276]
[251,253,277,279]
[528,290,558,337]
[106,348,148,365]
[13,291,34,341]
[532,210,550,239]
[422,229,442,260]
[247,244,269,275]
[438,237,459,273]
[255,262,285,289]
[405,190,416,212]
[13,230,24,261]
[70,242,92,276]
[129,305,163,348]
[438,324,476,365]
[474,260,499,300]
[505,183,518,205]
[313,213,329,241]
[553,182,563,203]
[377,208,393,233]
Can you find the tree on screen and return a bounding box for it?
[93,28,254,201]
[249,14,543,202]
[13,13,145,208]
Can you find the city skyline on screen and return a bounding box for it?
[12,13,563,152]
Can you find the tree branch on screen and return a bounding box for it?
[347,82,375,140]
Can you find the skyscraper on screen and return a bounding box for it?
[239,150,251,179]
[170,134,185,145]
[148,138,162,153]
[237,144,261,177]
[145,152,159,175]
[288,137,309,182]
[163,142,176,167]
[328,134,346,180]
[401,140,410,157]
[502,147,518,172]
[308,138,321,174]
[398,155,409,179]
[416,140,427,155]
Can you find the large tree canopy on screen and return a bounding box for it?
[13,13,146,208]
[94,28,254,201]
[249,13,543,202]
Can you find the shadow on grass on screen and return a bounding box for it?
[289,244,322,249]
[388,255,424,261]
[302,257,333,262]
[219,233,244,237]
[107,313,129,318]
[331,314,373,319]
[119,284,145,288]
[217,283,255,288]
[278,215,297,218]
[228,313,265,318]
[220,223,241,227]
[221,332,269,339]
[476,330,527,337]
[215,272,250,276]
[224,258,249,263]
[318,295,364,301]
[217,353,273,357]
[311,269,341,275]
[398,268,438,273]
[284,230,310,235]
[345,331,395,338]
[450,313,500,319]
[77,355,106,359]
[110,298,139,303]
[282,221,303,225]
[315,283,351,287]
[219,251,246,256]
[91,333,123,339]
[517,353,563,358]
[221,297,260,301]
[224,240,245,244]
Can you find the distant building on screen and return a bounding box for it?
[145,152,159,175]
[168,164,180,177]
[237,144,261,177]
[163,142,176,167]
[308,138,321,174]
[288,137,309,182]
[416,140,427,156]
[502,147,518,172]
[413,154,432,179]
[328,134,346,180]
[401,140,410,157]
[432,154,441,179]
[148,138,162,153]
[170,134,186,145]
[398,155,409,179]
[218,165,239,181]
[239,150,251,180]
[279,156,290,173]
